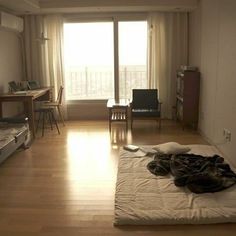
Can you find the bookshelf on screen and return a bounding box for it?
[176,70,200,129]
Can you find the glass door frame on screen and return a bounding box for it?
[64,13,147,102]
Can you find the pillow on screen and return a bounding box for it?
[153,142,191,155]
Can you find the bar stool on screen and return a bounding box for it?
[35,107,60,137]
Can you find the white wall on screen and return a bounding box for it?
[0,29,23,116]
[68,101,108,120]
[189,0,236,166]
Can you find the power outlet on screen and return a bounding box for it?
[223,129,231,142]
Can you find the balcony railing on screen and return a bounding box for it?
[65,65,147,100]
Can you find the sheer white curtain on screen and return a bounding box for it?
[24,14,67,119]
[24,15,45,83]
[148,12,188,119]
[44,15,67,118]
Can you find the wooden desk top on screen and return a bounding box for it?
[0,88,51,100]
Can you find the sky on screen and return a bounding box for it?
[64,21,147,67]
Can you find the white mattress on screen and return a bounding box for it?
[114,145,236,225]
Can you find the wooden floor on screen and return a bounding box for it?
[0,120,235,236]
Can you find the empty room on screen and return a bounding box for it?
[0,0,236,235]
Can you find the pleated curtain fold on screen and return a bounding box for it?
[23,14,67,119]
[147,12,188,119]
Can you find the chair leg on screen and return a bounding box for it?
[42,112,45,137]
[159,118,161,130]
[125,108,128,131]
[57,106,65,126]
[51,110,60,135]
[109,121,111,132]
[48,111,53,130]
[36,112,41,133]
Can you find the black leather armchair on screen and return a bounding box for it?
[130,89,162,129]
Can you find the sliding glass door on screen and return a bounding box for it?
[64,22,114,100]
[119,21,148,99]
[64,20,147,101]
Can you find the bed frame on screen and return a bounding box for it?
[0,117,29,164]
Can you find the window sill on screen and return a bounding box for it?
[66,99,109,105]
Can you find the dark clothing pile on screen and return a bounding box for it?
[147,153,236,194]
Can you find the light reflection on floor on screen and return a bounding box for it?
[65,129,118,204]
[66,130,116,181]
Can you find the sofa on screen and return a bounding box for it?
[0,117,29,164]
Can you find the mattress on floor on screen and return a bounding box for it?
[114,145,236,225]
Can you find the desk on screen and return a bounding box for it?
[0,88,51,138]
[107,99,129,131]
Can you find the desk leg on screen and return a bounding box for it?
[25,99,36,138]
[0,101,2,118]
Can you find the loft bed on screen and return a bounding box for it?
[114,144,236,225]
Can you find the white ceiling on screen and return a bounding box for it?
[0,0,198,14]
[0,0,40,14]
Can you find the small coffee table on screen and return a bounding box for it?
[107,99,130,131]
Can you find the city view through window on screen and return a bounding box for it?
[64,21,147,100]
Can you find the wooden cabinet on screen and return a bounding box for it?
[176,70,200,129]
